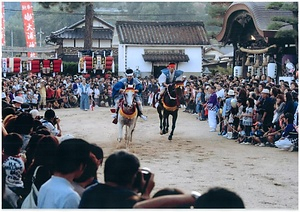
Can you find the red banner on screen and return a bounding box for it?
[21,2,36,57]
[1,2,5,46]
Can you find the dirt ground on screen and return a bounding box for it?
[54,106,298,209]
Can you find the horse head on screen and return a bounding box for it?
[123,84,136,108]
[174,81,185,99]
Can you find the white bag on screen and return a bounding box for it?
[275,138,293,151]
[21,166,41,209]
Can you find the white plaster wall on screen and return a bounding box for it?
[118,45,203,77]
[75,39,84,48]
[125,46,153,76]
[177,47,202,75]
[63,39,74,47]
[100,40,111,48]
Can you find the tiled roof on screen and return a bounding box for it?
[239,2,293,31]
[116,21,210,45]
[50,28,113,40]
[142,52,189,62]
[47,16,114,41]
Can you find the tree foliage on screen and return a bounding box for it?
[267,2,298,52]
[205,2,232,38]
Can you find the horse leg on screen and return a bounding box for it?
[168,112,178,140]
[162,112,169,134]
[165,111,169,133]
[166,114,169,133]
[158,108,163,135]
[117,122,123,143]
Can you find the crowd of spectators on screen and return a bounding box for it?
[1,69,298,209]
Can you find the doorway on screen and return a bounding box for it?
[153,65,167,78]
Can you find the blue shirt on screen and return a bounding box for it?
[112,77,143,99]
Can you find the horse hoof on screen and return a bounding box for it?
[160,130,163,135]
[168,136,172,140]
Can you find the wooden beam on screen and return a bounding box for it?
[2,46,59,53]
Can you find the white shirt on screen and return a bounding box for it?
[40,119,60,136]
[38,176,80,208]
[216,88,225,99]
[93,88,100,98]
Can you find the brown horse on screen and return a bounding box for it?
[155,81,184,140]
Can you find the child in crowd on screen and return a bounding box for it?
[250,122,265,146]
[236,124,246,143]
[2,133,26,197]
[260,123,277,147]
[241,98,254,138]
[90,92,96,111]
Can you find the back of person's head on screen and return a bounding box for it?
[3,133,23,156]
[54,138,91,174]
[35,126,51,135]
[3,114,17,133]
[2,107,16,120]
[153,187,184,198]
[73,154,98,183]
[25,133,45,167]
[33,135,59,167]
[90,143,104,161]
[32,119,43,133]
[104,150,140,186]
[44,109,56,120]
[152,187,188,209]
[14,112,34,135]
[194,187,245,209]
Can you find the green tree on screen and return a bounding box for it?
[39,2,94,50]
[267,2,298,53]
[205,2,232,38]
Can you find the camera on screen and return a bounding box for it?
[141,167,151,194]
[141,168,151,182]
[133,167,152,194]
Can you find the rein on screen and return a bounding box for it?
[166,85,177,100]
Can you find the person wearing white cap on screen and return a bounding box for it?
[12,96,24,112]
[29,109,40,119]
[220,89,235,136]
[260,88,275,132]
[111,69,147,124]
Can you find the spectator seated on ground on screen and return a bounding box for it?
[275,113,298,151]
[40,109,62,137]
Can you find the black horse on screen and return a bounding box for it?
[155,81,184,140]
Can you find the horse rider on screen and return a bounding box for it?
[111,69,147,124]
[156,63,184,107]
